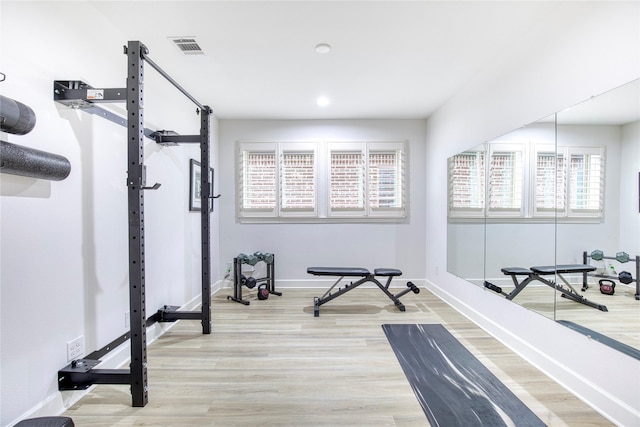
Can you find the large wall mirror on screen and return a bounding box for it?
[447,78,640,354]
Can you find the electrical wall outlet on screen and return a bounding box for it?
[67,336,84,361]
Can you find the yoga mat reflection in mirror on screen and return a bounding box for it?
[382,324,546,427]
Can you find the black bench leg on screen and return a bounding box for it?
[505,276,535,300]
[374,280,407,312]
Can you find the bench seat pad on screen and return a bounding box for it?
[307,267,370,276]
[374,268,402,277]
[531,264,596,275]
[501,267,533,276]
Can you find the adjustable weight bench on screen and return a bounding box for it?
[307,267,420,317]
[486,264,607,312]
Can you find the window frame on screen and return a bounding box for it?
[238,142,278,218]
[237,140,407,223]
[565,146,605,219]
[279,143,318,218]
[486,143,527,218]
[447,141,606,222]
[532,144,563,218]
[447,149,486,218]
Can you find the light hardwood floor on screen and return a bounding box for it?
[63,287,614,426]
[497,282,640,350]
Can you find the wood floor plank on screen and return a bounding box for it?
[63,288,613,426]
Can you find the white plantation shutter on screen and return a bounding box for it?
[556,153,567,212]
[535,152,556,210]
[448,151,485,217]
[568,148,604,216]
[369,151,403,209]
[241,151,276,212]
[534,148,566,215]
[330,151,365,210]
[487,146,524,216]
[281,151,315,212]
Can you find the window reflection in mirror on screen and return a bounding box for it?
[447,143,486,286]
[483,116,558,319]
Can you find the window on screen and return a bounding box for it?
[281,151,315,212]
[327,142,405,218]
[448,150,485,217]
[567,147,604,217]
[330,151,364,212]
[487,144,524,217]
[238,140,407,221]
[534,146,604,218]
[448,142,605,221]
[369,151,404,209]
[239,142,317,218]
[241,150,276,211]
[533,145,565,216]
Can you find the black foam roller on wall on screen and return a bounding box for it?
[1,140,71,181]
[0,95,37,135]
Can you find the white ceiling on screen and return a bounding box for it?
[87,1,618,120]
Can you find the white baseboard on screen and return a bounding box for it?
[219,278,425,289]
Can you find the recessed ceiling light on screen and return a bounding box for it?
[315,43,331,54]
[317,96,330,107]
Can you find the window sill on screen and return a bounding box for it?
[238,216,408,224]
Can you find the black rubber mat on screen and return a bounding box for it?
[382,324,546,426]
[557,320,640,360]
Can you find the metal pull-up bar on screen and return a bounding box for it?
[138,47,206,112]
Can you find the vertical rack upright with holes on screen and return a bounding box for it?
[54,41,214,407]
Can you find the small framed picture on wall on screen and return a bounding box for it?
[189,159,214,212]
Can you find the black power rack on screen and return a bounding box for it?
[54,41,216,407]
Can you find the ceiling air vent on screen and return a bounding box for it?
[170,37,204,55]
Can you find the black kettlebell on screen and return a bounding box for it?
[599,279,615,295]
[257,283,269,300]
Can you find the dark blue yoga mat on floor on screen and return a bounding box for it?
[382,324,546,427]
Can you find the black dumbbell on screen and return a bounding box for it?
[407,281,420,294]
[619,271,634,284]
[241,275,257,289]
[484,281,503,294]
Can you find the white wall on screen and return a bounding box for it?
[217,119,426,287]
[0,3,219,425]
[425,2,639,425]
